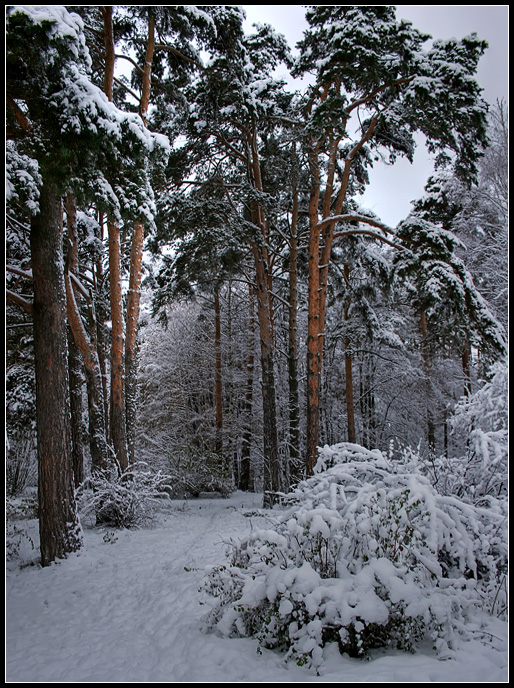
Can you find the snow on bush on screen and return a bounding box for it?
[432,360,508,503]
[77,462,173,529]
[201,442,507,671]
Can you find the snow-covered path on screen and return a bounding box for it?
[6,493,508,682]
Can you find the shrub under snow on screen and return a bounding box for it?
[201,443,507,670]
[77,462,173,529]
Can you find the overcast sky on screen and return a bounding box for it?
[242,5,509,226]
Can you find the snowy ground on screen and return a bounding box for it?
[6,491,508,683]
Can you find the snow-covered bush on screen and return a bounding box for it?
[77,462,173,529]
[445,361,507,502]
[163,448,233,498]
[201,443,507,670]
[6,493,37,562]
[6,432,37,497]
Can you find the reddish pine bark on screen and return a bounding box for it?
[343,264,356,443]
[305,113,380,474]
[65,272,110,473]
[65,194,86,487]
[31,184,82,566]
[287,148,301,486]
[125,220,145,463]
[108,221,129,472]
[239,286,256,492]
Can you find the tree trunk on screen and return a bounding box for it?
[65,194,85,487]
[252,241,280,506]
[31,183,82,566]
[68,335,85,486]
[420,311,436,454]
[108,221,129,472]
[305,116,379,473]
[125,220,144,464]
[246,127,281,504]
[306,145,323,475]
[461,337,472,397]
[94,212,110,435]
[214,286,223,460]
[65,272,111,473]
[124,14,155,463]
[100,5,128,472]
[345,345,356,443]
[240,285,255,492]
[139,13,155,124]
[343,264,356,443]
[100,6,115,101]
[288,146,301,487]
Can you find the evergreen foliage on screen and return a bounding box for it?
[5,3,507,620]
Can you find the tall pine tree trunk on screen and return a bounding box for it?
[305,116,379,473]
[124,13,155,464]
[420,311,436,454]
[125,220,144,464]
[214,286,223,460]
[251,241,280,506]
[100,5,128,471]
[246,128,280,504]
[343,264,356,443]
[239,285,255,492]
[65,272,110,473]
[94,212,110,436]
[108,220,129,472]
[65,194,85,487]
[288,143,301,487]
[31,183,82,566]
[306,145,323,475]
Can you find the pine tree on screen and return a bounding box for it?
[6,5,168,563]
[164,10,292,504]
[293,6,490,472]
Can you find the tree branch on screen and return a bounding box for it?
[154,43,203,69]
[333,228,406,250]
[115,53,144,75]
[6,288,33,315]
[6,264,33,281]
[316,213,394,235]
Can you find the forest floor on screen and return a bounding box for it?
[6,490,508,683]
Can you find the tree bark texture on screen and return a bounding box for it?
[305,116,379,474]
[124,14,156,462]
[343,264,356,444]
[125,220,145,464]
[139,13,155,123]
[306,145,322,475]
[214,286,224,460]
[65,273,111,473]
[94,213,110,436]
[420,311,436,453]
[288,146,301,487]
[108,221,129,472]
[252,241,281,505]
[239,285,255,492]
[100,6,115,101]
[65,195,86,487]
[246,128,281,503]
[31,184,82,566]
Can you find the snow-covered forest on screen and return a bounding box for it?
[6,6,507,682]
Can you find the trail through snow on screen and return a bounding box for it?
[6,492,508,682]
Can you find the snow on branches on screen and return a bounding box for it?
[201,442,507,671]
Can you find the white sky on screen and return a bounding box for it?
[242,5,509,226]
